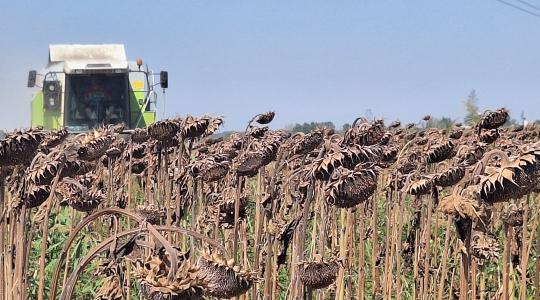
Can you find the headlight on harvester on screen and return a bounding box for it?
[43,80,61,109]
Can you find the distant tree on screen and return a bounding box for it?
[289,121,335,133]
[214,131,237,139]
[342,123,351,132]
[283,124,295,132]
[464,89,480,126]
[320,121,336,129]
[426,117,455,130]
[506,118,519,127]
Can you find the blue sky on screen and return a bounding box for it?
[1,1,539,131]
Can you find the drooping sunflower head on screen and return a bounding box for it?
[325,166,378,208]
[197,252,254,298]
[298,256,342,290]
[134,249,205,300]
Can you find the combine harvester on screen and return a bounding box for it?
[27,44,168,132]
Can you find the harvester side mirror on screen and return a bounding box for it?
[43,80,61,109]
[27,70,37,87]
[160,71,168,89]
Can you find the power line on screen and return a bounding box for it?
[515,0,540,12]
[493,0,540,19]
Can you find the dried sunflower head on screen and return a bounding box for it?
[26,155,62,186]
[0,128,46,166]
[131,143,147,159]
[477,108,509,131]
[397,152,420,175]
[426,140,455,163]
[203,116,224,137]
[343,119,385,146]
[479,129,500,144]
[254,111,275,125]
[378,131,392,146]
[181,116,211,139]
[341,145,382,169]
[40,128,68,150]
[137,204,167,225]
[479,150,540,203]
[201,161,229,183]
[61,155,94,178]
[131,128,150,143]
[380,146,398,165]
[306,151,344,181]
[432,165,465,187]
[106,139,127,160]
[404,177,432,196]
[94,275,125,300]
[389,120,401,129]
[57,177,104,212]
[23,184,51,209]
[471,231,500,266]
[235,155,265,177]
[77,133,115,161]
[298,256,342,289]
[131,160,147,175]
[148,119,180,142]
[449,129,463,140]
[248,126,269,139]
[325,166,378,208]
[205,189,249,228]
[501,202,525,227]
[197,252,254,298]
[416,137,428,146]
[438,186,486,223]
[236,139,280,177]
[189,157,224,179]
[457,143,486,166]
[134,248,205,300]
[404,132,417,142]
[291,130,324,156]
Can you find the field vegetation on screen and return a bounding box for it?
[1,107,540,299]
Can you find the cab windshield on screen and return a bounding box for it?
[64,74,129,130]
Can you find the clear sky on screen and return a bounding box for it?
[1,0,539,131]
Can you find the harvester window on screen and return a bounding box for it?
[65,74,129,130]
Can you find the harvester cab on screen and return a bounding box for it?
[27,44,168,132]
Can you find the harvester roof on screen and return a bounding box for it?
[48,44,128,73]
